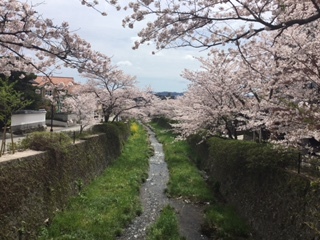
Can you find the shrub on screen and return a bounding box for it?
[92,122,130,141]
[187,133,210,168]
[130,122,139,135]
[21,131,72,154]
[207,137,296,176]
[91,122,130,159]
[151,117,173,129]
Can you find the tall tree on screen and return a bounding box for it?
[172,50,253,139]
[0,0,101,76]
[84,0,320,50]
[81,54,150,122]
[0,78,32,156]
[0,71,42,110]
[62,86,98,134]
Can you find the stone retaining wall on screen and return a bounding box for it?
[189,137,320,240]
[0,132,124,239]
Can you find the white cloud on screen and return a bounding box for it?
[30,0,208,92]
[117,60,133,66]
[184,54,195,60]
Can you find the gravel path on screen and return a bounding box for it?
[118,127,208,240]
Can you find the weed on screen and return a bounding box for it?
[146,205,184,240]
[130,122,140,134]
[150,122,214,203]
[38,122,151,239]
[202,205,250,239]
[150,120,252,239]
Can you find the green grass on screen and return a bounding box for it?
[146,205,185,240]
[38,122,152,240]
[150,120,252,239]
[150,122,214,203]
[202,205,250,239]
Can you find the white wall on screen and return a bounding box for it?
[11,110,47,133]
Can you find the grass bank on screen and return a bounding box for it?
[38,122,152,239]
[147,205,184,240]
[149,122,213,203]
[149,120,251,239]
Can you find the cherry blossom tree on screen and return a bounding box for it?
[60,0,320,149]
[1,0,157,128]
[171,49,257,139]
[243,23,320,146]
[118,86,156,121]
[135,90,179,124]
[170,22,320,148]
[62,86,98,134]
[81,55,151,122]
[148,95,178,119]
[0,0,98,77]
[83,0,320,51]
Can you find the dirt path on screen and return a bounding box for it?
[118,127,208,240]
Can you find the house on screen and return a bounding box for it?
[34,76,79,97]
[34,76,82,111]
[34,76,80,127]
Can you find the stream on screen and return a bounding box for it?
[118,126,208,240]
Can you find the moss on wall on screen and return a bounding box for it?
[188,135,320,240]
[0,123,130,240]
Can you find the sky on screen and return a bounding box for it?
[31,0,208,92]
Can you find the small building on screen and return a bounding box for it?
[34,76,80,106]
[34,76,81,111]
[11,110,47,134]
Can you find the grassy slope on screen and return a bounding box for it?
[149,122,213,203]
[38,120,250,240]
[38,122,152,240]
[149,121,251,240]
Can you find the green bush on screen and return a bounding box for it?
[92,122,131,160]
[151,117,173,129]
[207,137,296,176]
[92,122,130,142]
[187,133,210,168]
[246,145,296,171]
[21,131,72,154]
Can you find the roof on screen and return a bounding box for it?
[34,76,76,88]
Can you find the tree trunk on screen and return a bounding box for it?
[225,124,234,139]
[258,128,262,143]
[10,127,15,154]
[234,119,238,140]
[104,113,110,122]
[0,125,7,157]
[80,125,84,134]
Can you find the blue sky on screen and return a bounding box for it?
[32,0,207,92]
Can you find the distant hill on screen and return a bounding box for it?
[154,91,184,99]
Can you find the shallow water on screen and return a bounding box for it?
[118,126,208,240]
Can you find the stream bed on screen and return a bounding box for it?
[118,127,208,240]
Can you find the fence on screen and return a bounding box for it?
[288,151,320,177]
[0,130,81,157]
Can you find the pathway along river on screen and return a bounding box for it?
[118,126,208,240]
